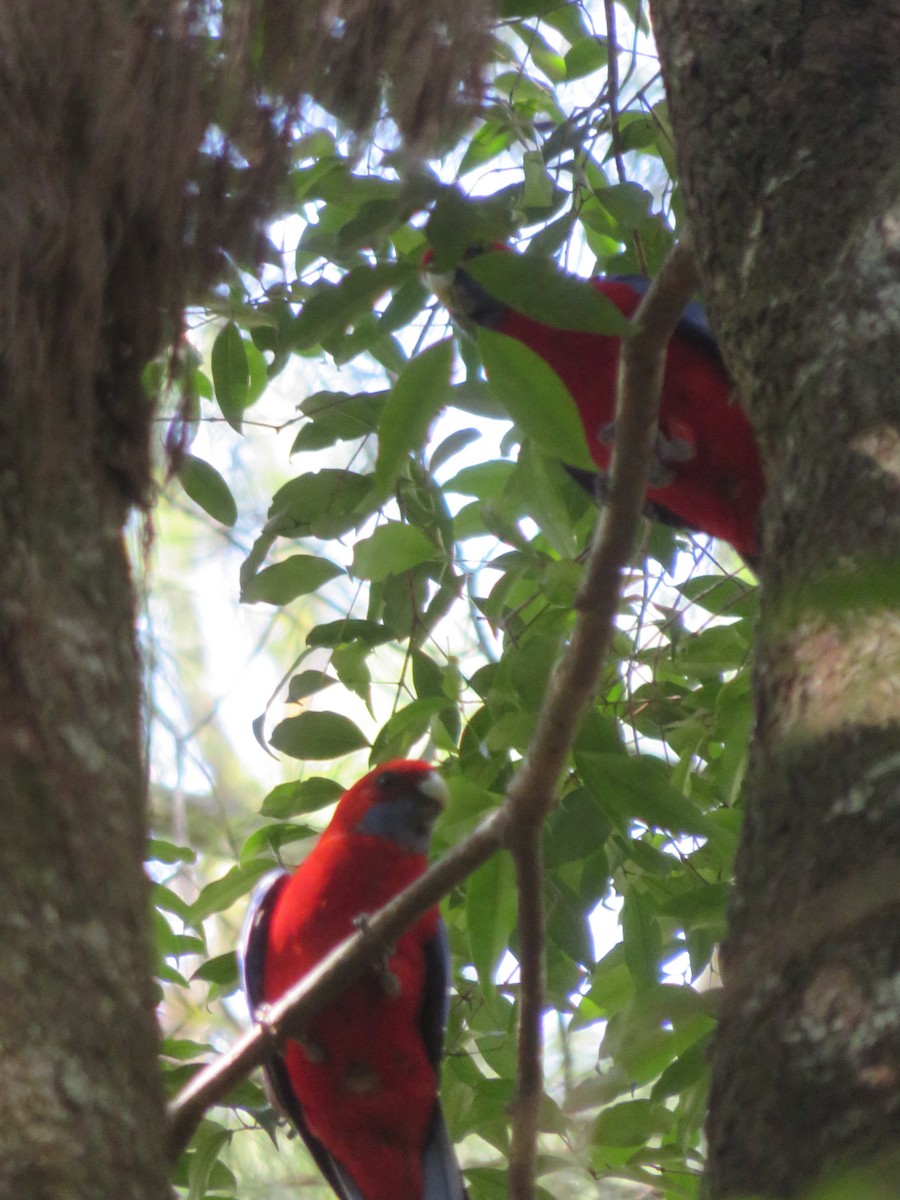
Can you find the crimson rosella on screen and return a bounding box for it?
[240,759,465,1200]
[425,246,764,565]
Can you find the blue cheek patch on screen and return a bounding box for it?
[355,797,433,853]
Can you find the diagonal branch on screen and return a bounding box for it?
[166,239,702,1192]
[505,236,701,1200]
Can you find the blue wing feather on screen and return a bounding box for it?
[419,919,467,1200]
[605,274,722,363]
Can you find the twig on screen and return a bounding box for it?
[603,0,627,184]
[504,236,700,1200]
[603,0,648,275]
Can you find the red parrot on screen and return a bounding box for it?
[240,759,465,1200]
[424,246,764,565]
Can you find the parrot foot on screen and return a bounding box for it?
[597,420,696,488]
[379,962,402,997]
[352,914,401,996]
[254,1003,327,1062]
[253,1003,281,1050]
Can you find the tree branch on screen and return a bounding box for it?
[505,236,701,1200]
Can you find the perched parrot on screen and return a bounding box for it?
[424,246,764,565]
[240,759,465,1200]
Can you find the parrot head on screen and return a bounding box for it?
[422,243,510,333]
[328,759,449,854]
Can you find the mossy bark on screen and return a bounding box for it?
[653,3,900,1196]
[0,3,197,1194]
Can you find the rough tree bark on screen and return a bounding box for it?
[0,4,211,1195]
[0,1,494,1193]
[653,3,900,1196]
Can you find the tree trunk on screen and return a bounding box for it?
[0,483,167,1198]
[0,3,209,1194]
[653,3,900,1195]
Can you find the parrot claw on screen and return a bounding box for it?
[350,914,401,996]
[599,419,696,487]
[379,963,402,997]
[253,1002,281,1050]
[254,1001,326,1062]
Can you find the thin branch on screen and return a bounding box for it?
[504,236,701,1200]
[603,0,648,275]
[604,0,627,184]
[166,806,509,1163]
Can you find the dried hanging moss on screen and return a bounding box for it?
[0,0,494,507]
[255,0,494,150]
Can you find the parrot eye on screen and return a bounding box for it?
[374,770,400,790]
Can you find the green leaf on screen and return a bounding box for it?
[565,35,607,80]
[239,822,316,864]
[191,951,239,988]
[270,711,370,759]
[241,555,343,605]
[370,697,453,762]
[592,1099,674,1148]
[291,389,386,452]
[522,149,556,209]
[352,523,437,581]
[291,263,408,350]
[464,250,631,334]
[578,752,726,844]
[478,330,595,472]
[544,788,613,866]
[307,619,396,648]
[373,340,454,500]
[601,985,717,1082]
[211,322,250,432]
[152,882,192,922]
[411,651,445,700]
[189,861,274,924]
[288,671,338,701]
[429,428,482,474]
[650,1032,712,1100]
[333,643,373,709]
[268,469,375,540]
[147,839,196,866]
[177,455,238,527]
[187,1121,231,1200]
[466,853,517,989]
[162,1038,216,1061]
[260,776,344,818]
[621,886,661,990]
[443,460,516,499]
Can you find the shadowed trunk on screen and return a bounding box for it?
[0,3,205,1193]
[653,3,900,1196]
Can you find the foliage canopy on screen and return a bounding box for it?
[151,4,756,1197]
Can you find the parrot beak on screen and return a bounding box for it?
[416,770,449,819]
[422,244,509,331]
[421,250,457,312]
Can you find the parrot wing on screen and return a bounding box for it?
[603,273,723,364]
[420,920,468,1200]
[240,870,365,1200]
[241,869,466,1200]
